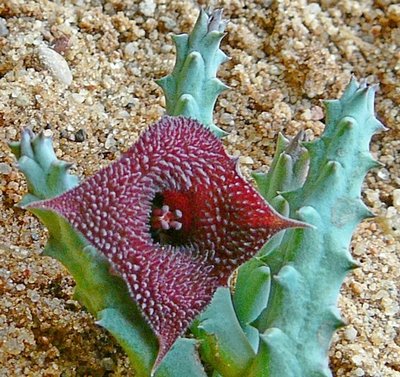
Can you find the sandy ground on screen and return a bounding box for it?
[0,0,399,376]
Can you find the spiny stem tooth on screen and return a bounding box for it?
[207,9,226,32]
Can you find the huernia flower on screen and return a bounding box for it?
[29,116,303,369]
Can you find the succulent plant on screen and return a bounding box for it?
[10,8,384,377]
[28,116,301,372]
[250,80,385,377]
[156,8,229,138]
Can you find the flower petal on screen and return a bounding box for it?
[29,116,303,369]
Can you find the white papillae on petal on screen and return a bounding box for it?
[30,116,302,369]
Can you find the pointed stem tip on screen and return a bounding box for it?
[280,216,313,232]
[207,8,227,33]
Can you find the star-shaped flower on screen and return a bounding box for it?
[29,116,303,370]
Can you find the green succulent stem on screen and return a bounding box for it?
[156,8,229,138]
[251,78,384,376]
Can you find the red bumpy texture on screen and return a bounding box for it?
[30,116,302,369]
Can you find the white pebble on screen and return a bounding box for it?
[306,3,321,15]
[15,94,30,107]
[0,163,12,174]
[71,93,85,104]
[139,0,156,17]
[354,367,365,376]
[344,326,357,341]
[353,243,366,256]
[16,283,25,291]
[0,17,9,37]
[220,112,234,125]
[377,168,390,180]
[37,46,73,86]
[124,42,137,59]
[351,354,363,366]
[105,134,116,149]
[240,156,254,165]
[393,189,400,210]
[27,289,40,303]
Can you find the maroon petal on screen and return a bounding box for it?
[29,116,302,368]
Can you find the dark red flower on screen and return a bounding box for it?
[29,116,302,369]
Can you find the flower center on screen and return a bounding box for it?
[152,205,183,231]
[150,191,193,246]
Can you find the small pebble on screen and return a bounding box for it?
[60,129,68,139]
[31,232,40,241]
[159,16,176,30]
[220,113,234,125]
[16,283,25,291]
[74,129,86,142]
[354,368,365,377]
[353,244,366,256]
[124,42,137,59]
[351,354,363,366]
[105,134,116,149]
[310,106,324,120]
[71,93,85,104]
[388,4,400,22]
[52,36,70,54]
[350,282,363,295]
[377,168,390,181]
[15,94,30,107]
[27,289,40,303]
[0,17,9,37]
[37,46,73,86]
[240,156,254,165]
[344,326,357,341]
[0,163,12,174]
[392,189,400,210]
[139,0,156,17]
[101,357,115,371]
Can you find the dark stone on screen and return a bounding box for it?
[74,129,86,142]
